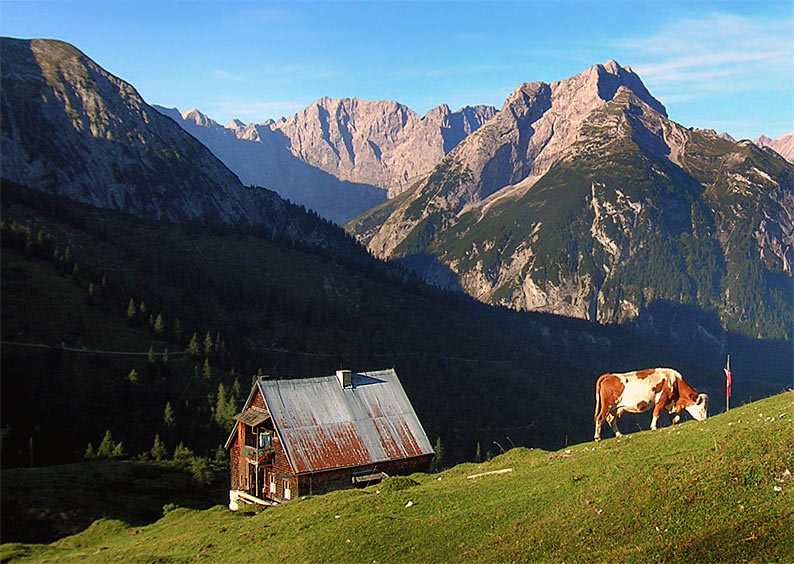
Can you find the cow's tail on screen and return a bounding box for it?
[593,375,603,423]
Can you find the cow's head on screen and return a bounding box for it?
[684,393,708,421]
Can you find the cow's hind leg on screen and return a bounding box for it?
[594,408,608,442]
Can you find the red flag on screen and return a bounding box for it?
[724,356,732,400]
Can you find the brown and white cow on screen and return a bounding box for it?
[594,368,708,441]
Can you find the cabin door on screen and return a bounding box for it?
[266,468,276,498]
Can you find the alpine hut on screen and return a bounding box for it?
[225,369,434,509]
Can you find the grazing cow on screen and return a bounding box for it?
[594,368,708,441]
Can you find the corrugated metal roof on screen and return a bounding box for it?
[258,369,433,474]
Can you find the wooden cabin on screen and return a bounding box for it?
[225,369,434,509]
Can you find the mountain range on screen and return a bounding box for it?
[3,37,792,347]
[348,61,794,342]
[0,37,374,255]
[154,100,496,224]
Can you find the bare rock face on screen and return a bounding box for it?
[276,98,496,198]
[755,132,794,163]
[157,100,495,223]
[0,38,277,226]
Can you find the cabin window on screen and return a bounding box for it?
[283,480,291,500]
[258,431,271,448]
[269,475,276,494]
[244,428,256,447]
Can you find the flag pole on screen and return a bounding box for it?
[724,355,732,412]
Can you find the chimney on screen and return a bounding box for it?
[336,369,353,389]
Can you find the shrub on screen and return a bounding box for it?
[162,503,178,516]
[379,476,419,492]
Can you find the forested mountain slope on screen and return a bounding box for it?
[349,62,794,344]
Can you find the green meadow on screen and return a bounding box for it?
[3,391,792,563]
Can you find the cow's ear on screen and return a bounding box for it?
[697,394,706,405]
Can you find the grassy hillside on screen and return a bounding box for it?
[3,392,791,563]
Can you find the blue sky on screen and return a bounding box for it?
[2,0,792,140]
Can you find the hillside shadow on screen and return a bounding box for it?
[164,116,388,225]
[629,299,792,407]
[258,129,388,224]
[0,460,226,544]
[393,253,465,292]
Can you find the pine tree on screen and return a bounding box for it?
[154,314,165,334]
[203,331,214,357]
[188,332,200,356]
[151,434,168,461]
[430,436,446,472]
[97,430,117,458]
[202,357,213,380]
[148,346,156,363]
[164,402,175,427]
[111,442,126,458]
[189,457,212,486]
[163,347,170,363]
[127,368,139,383]
[172,442,193,464]
[214,383,237,427]
[127,299,136,320]
[139,301,146,315]
[84,442,96,460]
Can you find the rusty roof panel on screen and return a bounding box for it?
[258,369,433,474]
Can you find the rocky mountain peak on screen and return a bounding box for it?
[583,60,667,117]
[755,132,794,163]
[182,108,215,127]
[501,81,547,112]
[601,59,622,73]
[424,103,452,122]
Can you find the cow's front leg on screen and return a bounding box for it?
[651,403,667,430]
[607,413,622,438]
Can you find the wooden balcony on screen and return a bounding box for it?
[241,445,274,464]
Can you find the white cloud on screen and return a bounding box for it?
[618,12,794,95]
